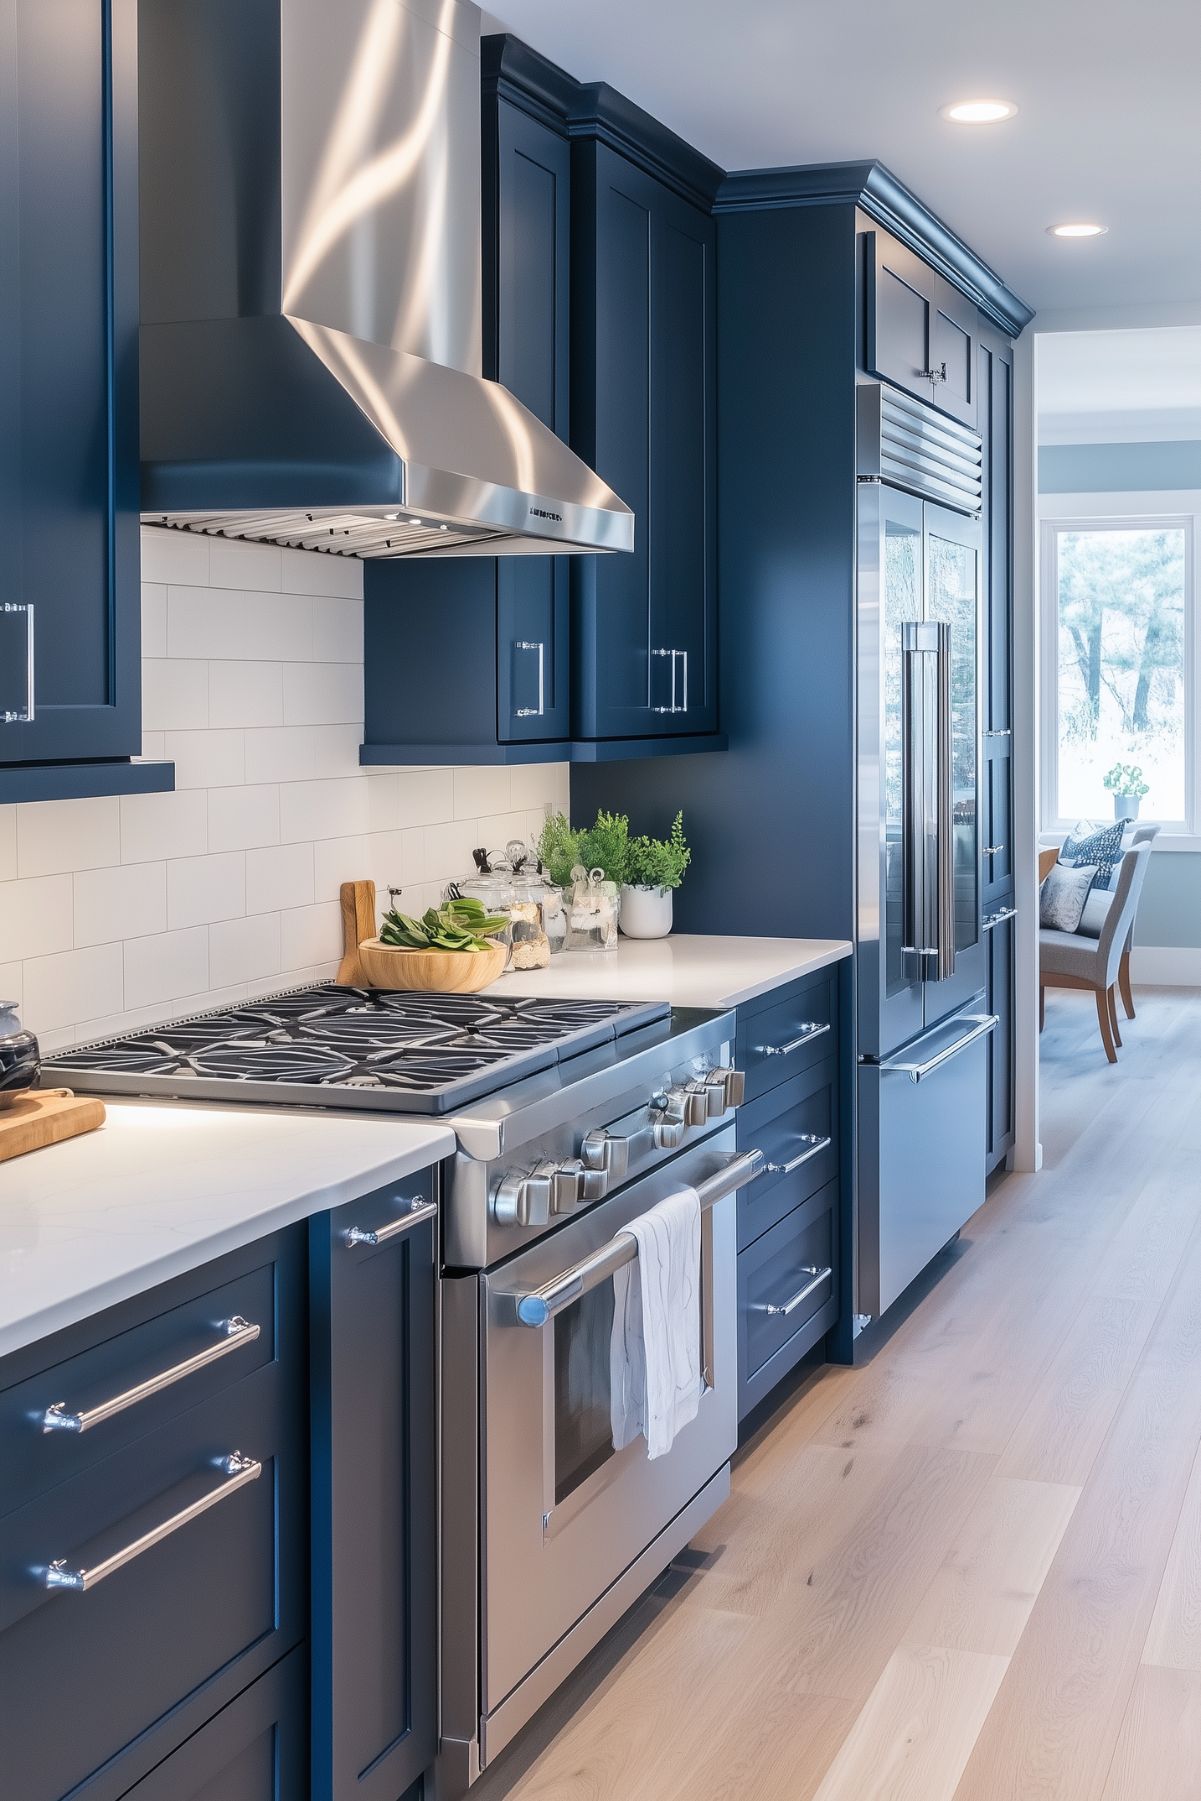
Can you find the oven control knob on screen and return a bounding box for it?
[490,1168,552,1228]
[581,1129,629,1185]
[653,1115,686,1150]
[550,1157,588,1212]
[705,1067,746,1112]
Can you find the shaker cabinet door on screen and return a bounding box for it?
[986,907,1015,1171]
[0,0,141,768]
[863,228,978,426]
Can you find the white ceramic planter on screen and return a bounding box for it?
[1112,795,1141,821]
[619,884,674,939]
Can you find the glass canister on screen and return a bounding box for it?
[565,865,620,951]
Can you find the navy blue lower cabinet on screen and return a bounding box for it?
[0,1229,307,1801]
[114,1647,309,1801]
[310,1178,438,1801]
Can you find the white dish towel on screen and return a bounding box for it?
[609,1186,703,1460]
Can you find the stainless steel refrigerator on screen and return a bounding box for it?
[855,384,997,1324]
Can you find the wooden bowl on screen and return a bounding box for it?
[356,937,509,994]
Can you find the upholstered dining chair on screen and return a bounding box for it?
[1118,824,1160,1018]
[1039,843,1153,1063]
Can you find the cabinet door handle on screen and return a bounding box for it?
[756,1021,830,1058]
[43,1452,262,1592]
[918,361,948,384]
[514,640,545,718]
[984,905,1017,931]
[344,1195,436,1248]
[984,843,1006,856]
[985,729,1012,740]
[651,647,689,714]
[2,601,35,724]
[753,1266,833,1317]
[41,1316,262,1434]
[763,1133,832,1177]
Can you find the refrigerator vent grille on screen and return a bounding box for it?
[869,386,983,513]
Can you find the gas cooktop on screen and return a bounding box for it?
[47,984,671,1115]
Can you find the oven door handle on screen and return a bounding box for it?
[511,1149,764,1327]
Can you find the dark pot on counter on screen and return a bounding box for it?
[0,1001,40,1107]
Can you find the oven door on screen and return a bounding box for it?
[480,1130,739,1716]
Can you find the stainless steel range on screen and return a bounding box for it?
[50,986,761,1789]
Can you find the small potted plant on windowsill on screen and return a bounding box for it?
[1103,762,1150,821]
[620,812,691,939]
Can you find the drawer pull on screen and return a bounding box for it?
[753,1266,833,1318]
[756,1021,831,1058]
[763,1133,833,1177]
[43,1452,262,1593]
[41,1316,262,1435]
[344,1195,436,1248]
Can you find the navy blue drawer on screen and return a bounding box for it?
[736,970,837,1104]
[0,1238,306,1801]
[737,1058,837,1252]
[738,1183,838,1419]
[1,1258,277,1520]
[114,1646,308,1801]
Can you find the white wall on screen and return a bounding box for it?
[0,529,569,1049]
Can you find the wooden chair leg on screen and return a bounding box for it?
[1108,985,1123,1048]
[1095,985,1118,1063]
[1119,948,1136,1020]
[1039,984,1046,1032]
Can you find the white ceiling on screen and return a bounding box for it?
[482,0,1201,317]
[1037,327,1201,442]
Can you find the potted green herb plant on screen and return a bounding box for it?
[537,810,629,949]
[1103,762,1150,821]
[620,812,691,939]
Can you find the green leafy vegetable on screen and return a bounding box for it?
[379,895,509,953]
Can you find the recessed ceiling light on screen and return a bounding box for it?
[940,98,1017,124]
[1047,221,1108,238]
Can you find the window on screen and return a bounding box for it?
[1042,512,1197,832]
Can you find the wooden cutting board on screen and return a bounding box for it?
[338,880,378,986]
[0,1088,106,1164]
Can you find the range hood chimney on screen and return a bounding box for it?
[138,0,633,559]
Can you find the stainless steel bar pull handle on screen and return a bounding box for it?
[764,1133,832,1177]
[41,1316,261,1434]
[933,622,956,981]
[514,641,545,718]
[43,1452,262,1593]
[984,843,1006,856]
[651,648,688,714]
[512,1149,764,1327]
[901,624,927,960]
[344,1195,435,1248]
[753,1266,833,1317]
[983,905,1017,931]
[2,601,35,724]
[881,1013,997,1082]
[756,1021,830,1058]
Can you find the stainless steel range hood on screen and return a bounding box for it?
[138,0,633,559]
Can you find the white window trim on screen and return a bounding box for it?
[1038,488,1201,845]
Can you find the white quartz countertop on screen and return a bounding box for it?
[493,933,852,1011]
[0,1102,454,1358]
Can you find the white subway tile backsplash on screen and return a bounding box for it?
[123,927,210,1010]
[167,851,246,929]
[210,913,282,988]
[142,584,168,658]
[0,533,568,1042]
[15,798,120,879]
[162,729,246,791]
[280,547,363,598]
[122,790,208,864]
[208,536,284,592]
[209,662,285,729]
[75,863,167,948]
[208,784,280,853]
[246,842,314,915]
[143,659,209,732]
[141,527,209,587]
[279,900,341,969]
[24,944,124,1032]
[0,875,74,959]
[282,661,363,725]
[453,766,511,821]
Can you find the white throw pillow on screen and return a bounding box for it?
[1040,862,1098,934]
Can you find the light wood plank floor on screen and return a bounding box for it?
[476,986,1201,1801]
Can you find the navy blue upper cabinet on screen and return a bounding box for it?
[863,226,978,426]
[488,98,573,745]
[571,143,718,740]
[0,0,168,800]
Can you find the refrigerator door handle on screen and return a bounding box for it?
[901,626,930,962]
[933,621,956,981]
[881,1013,997,1082]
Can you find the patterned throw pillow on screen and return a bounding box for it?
[1061,819,1125,891]
[1040,862,1098,933]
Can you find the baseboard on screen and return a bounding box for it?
[1130,946,1201,986]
